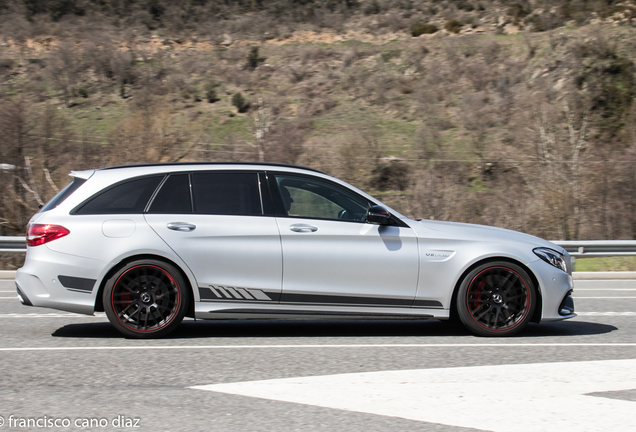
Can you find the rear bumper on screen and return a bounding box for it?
[16,283,33,306]
[16,247,106,315]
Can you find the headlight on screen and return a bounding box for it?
[533,247,567,272]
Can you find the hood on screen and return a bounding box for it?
[409,219,566,254]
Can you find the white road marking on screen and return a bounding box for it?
[1,343,636,352]
[576,288,636,291]
[577,311,636,316]
[191,359,636,432]
[0,313,103,318]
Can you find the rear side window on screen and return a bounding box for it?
[192,172,262,215]
[74,176,163,215]
[40,178,86,212]
[147,174,192,214]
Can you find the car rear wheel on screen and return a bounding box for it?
[457,262,535,337]
[103,260,188,338]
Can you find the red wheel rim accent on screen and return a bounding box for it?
[465,266,530,332]
[111,265,181,332]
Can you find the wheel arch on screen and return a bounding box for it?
[449,257,543,324]
[94,254,196,318]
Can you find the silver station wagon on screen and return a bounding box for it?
[16,163,575,338]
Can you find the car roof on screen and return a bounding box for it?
[99,162,325,174]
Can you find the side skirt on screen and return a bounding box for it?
[194,302,449,321]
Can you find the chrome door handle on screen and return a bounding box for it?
[167,222,196,232]
[290,224,318,233]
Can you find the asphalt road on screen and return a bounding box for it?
[0,278,635,432]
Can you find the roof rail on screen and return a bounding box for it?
[98,161,325,174]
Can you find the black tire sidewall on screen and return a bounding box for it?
[457,261,536,337]
[103,259,189,339]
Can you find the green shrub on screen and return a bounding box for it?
[205,83,219,103]
[411,23,438,36]
[232,93,249,113]
[525,14,546,32]
[77,88,88,98]
[509,3,531,22]
[0,59,14,71]
[247,46,262,70]
[364,0,381,15]
[445,19,462,33]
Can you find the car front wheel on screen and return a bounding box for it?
[457,262,535,337]
[103,260,188,338]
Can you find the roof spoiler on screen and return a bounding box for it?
[70,169,95,180]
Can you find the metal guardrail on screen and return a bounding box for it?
[552,240,636,258]
[0,237,27,253]
[2,237,636,258]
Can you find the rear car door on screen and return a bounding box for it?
[144,171,283,303]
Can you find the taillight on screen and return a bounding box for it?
[26,224,70,246]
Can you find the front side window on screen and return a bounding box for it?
[73,176,162,215]
[191,172,262,216]
[274,175,370,221]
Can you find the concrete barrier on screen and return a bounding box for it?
[572,271,636,280]
[0,271,16,280]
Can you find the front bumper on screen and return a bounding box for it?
[559,290,575,316]
[527,258,576,322]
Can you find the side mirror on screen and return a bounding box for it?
[366,205,391,225]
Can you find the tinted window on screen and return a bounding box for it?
[192,172,262,215]
[40,177,86,212]
[147,174,192,214]
[274,175,369,221]
[74,176,162,215]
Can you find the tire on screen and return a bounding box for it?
[457,261,536,337]
[103,260,189,338]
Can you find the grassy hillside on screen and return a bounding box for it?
[2,0,636,250]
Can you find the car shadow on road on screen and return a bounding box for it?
[51,319,617,339]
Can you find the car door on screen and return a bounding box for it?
[270,173,419,307]
[144,171,282,303]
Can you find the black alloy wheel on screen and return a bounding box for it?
[457,261,535,337]
[104,260,189,338]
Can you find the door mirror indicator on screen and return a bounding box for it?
[366,205,391,225]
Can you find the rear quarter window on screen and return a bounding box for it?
[73,176,163,215]
[40,178,87,213]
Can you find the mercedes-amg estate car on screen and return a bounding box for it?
[16,162,575,338]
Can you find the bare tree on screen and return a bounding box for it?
[0,98,33,234]
[47,41,84,105]
[530,102,590,239]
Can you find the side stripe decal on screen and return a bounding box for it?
[199,286,274,301]
[198,287,443,308]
